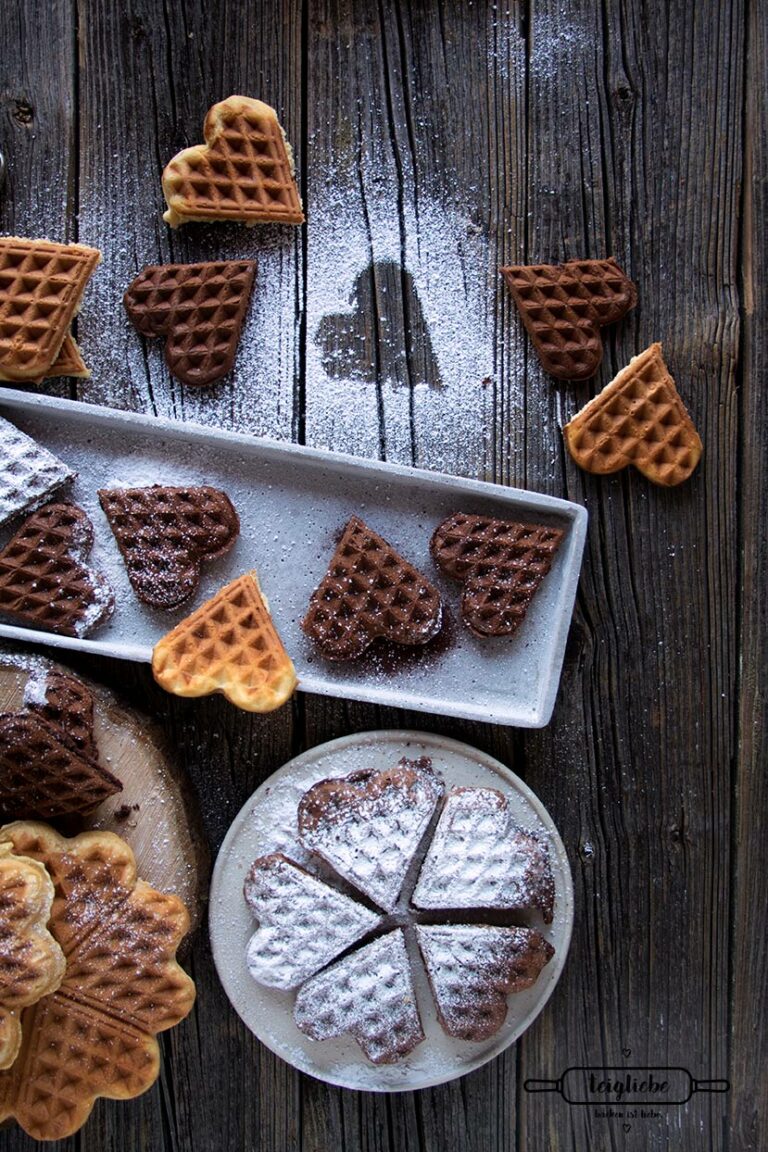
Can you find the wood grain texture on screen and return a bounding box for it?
[0,0,764,1150]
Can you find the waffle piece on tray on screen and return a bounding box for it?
[0,238,100,383]
[431,512,564,638]
[500,258,637,381]
[99,485,240,608]
[162,96,304,228]
[124,261,257,386]
[412,787,555,923]
[294,929,424,1064]
[0,822,196,1141]
[0,416,75,527]
[0,502,114,638]
[0,843,66,1070]
[298,759,444,912]
[563,343,703,486]
[302,516,443,661]
[0,670,122,821]
[152,570,297,712]
[416,924,554,1041]
[244,853,381,990]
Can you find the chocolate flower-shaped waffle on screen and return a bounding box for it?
[243,759,556,1065]
[0,823,195,1141]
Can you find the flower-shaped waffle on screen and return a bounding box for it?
[0,822,196,1141]
[0,844,65,1071]
[243,760,555,1065]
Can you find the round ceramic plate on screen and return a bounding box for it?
[209,730,574,1092]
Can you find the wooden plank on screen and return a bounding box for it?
[730,1,768,1146]
[516,3,744,1152]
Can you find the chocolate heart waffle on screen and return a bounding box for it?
[302,516,443,661]
[431,512,563,638]
[123,261,257,386]
[0,416,75,527]
[152,571,297,712]
[563,343,703,486]
[0,237,100,383]
[293,930,424,1064]
[162,96,304,227]
[416,924,554,1041]
[24,669,99,761]
[0,844,65,1070]
[0,502,114,637]
[244,853,381,989]
[0,822,195,1141]
[99,485,240,608]
[500,258,637,380]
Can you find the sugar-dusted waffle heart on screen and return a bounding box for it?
[0,237,100,383]
[416,924,554,1041]
[0,415,75,528]
[412,787,555,922]
[298,759,444,912]
[0,844,65,1070]
[123,261,257,386]
[563,343,703,486]
[0,502,114,637]
[302,516,443,661]
[23,668,99,762]
[431,512,564,638]
[293,929,424,1064]
[500,257,637,381]
[162,96,304,228]
[99,485,240,608]
[0,822,195,1141]
[244,853,381,990]
[152,571,297,712]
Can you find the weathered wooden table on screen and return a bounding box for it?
[1,1,764,1149]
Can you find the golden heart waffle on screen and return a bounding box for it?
[431,512,564,638]
[0,670,121,820]
[298,759,444,912]
[123,260,257,386]
[412,787,555,922]
[162,96,304,228]
[244,853,381,989]
[500,257,637,380]
[0,502,115,637]
[302,516,443,661]
[0,822,196,1141]
[0,415,75,527]
[563,343,703,486]
[0,237,100,383]
[99,484,240,608]
[416,925,553,1041]
[0,844,65,1070]
[293,929,424,1064]
[152,570,297,712]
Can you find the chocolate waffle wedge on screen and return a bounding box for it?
[124,260,257,386]
[302,517,443,661]
[0,502,114,637]
[431,512,563,638]
[99,485,240,608]
[162,96,304,227]
[500,257,637,380]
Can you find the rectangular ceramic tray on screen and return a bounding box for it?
[0,389,587,727]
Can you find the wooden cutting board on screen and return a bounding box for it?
[0,652,206,937]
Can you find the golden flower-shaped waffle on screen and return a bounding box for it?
[0,843,65,1070]
[0,823,195,1141]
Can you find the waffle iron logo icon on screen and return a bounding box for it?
[524,1066,729,1106]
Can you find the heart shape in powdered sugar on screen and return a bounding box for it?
[243,853,381,990]
[298,758,444,912]
[0,502,114,637]
[412,786,555,922]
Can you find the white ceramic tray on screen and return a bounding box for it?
[209,731,574,1092]
[0,389,587,726]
